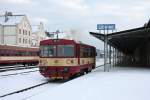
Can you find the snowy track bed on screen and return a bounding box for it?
[1,82,60,100]
[0,69,64,100]
[0,59,105,100]
[0,69,39,78]
[0,65,37,72]
[0,81,49,98]
[0,67,38,76]
[0,71,49,97]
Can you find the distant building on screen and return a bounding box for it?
[0,12,32,47]
[31,22,47,47]
[96,49,104,58]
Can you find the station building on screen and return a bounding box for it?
[90,20,150,67]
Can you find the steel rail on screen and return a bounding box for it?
[0,66,37,72]
[0,81,49,98]
[0,70,38,77]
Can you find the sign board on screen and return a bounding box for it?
[97,24,115,30]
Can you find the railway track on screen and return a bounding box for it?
[95,64,104,68]
[0,81,49,98]
[0,64,105,99]
[0,65,37,72]
[0,70,39,78]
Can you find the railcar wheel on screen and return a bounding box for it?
[82,69,87,75]
[80,70,85,75]
[89,69,92,72]
[84,71,86,75]
[92,65,95,69]
[89,67,92,73]
[85,69,89,74]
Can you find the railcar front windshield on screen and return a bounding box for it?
[57,45,74,57]
[40,45,56,57]
[40,45,74,57]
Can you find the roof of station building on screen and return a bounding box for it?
[90,26,150,55]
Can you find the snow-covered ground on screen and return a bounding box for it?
[1,59,150,100]
[0,71,41,95]
[1,82,61,100]
[0,59,103,100]
[0,68,38,76]
[26,60,150,100]
[0,68,62,100]
[96,58,104,66]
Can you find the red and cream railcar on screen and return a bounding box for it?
[0,45,39,66]
[39,39,96,79]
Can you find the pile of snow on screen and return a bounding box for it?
[27,66,150,100]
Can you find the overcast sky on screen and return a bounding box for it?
[0,0,150,49]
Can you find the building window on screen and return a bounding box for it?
[29,39,30,44]
[29,31,30,36]
[19,38,21,43]
[23,30,24,35]
[23,38,25,44]
[26,39,27,44]
[19,29,21,34]
[25,30,27,35]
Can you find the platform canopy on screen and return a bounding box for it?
[90,27,150,55]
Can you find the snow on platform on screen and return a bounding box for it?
[27,66,150,100]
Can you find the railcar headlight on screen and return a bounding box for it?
[64,67,69,72]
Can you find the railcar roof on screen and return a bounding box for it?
[40,39,96,48]
[40,39,76,45]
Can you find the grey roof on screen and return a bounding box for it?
[0,15,24,25]
[90,27,150,54]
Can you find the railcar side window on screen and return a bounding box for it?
[80,47,94,57]
[57,45,74,57]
